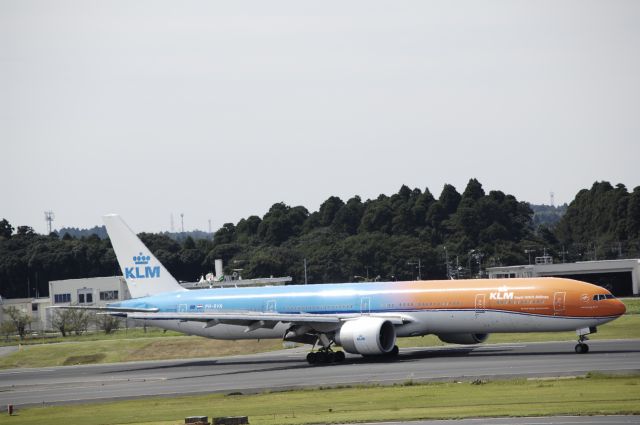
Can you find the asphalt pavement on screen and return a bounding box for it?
[1,339,639,408]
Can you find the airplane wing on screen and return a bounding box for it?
[124,311,410,334]
[48,305,160,313]
[50,306,409,332]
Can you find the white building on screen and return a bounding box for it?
[48,276,130,307]
[0,297,50,333]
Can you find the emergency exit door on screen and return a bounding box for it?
[553,292,566,314]
[475,294,486,313]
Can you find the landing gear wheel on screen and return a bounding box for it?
[574,343,589,354]
[575,332,591,354]
[307,350,345,365]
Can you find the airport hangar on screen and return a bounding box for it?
[487,258,640,297]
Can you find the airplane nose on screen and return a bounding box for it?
[614,299,626,316]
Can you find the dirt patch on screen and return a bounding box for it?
[63,353,106,365]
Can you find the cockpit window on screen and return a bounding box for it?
[593,294,615,301]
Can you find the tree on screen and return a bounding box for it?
[332,196,364,235]
[3,306,32,340]
[96,314,120,334]
[52,309,73,337]
[438,184,462,216]
[70,309,91,335]
[318,196,345,227]
[1,320,15,341]
[0,218,13,239]
[16,226,35,236]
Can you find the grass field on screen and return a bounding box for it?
[0,328,186,347]
[623,297,640,314]
[1,298,638,369]
[7,374,640,425]
[0,337,284,369]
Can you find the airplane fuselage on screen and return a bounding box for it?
[112,277,625,340]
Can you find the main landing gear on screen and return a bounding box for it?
[307,349,345,365]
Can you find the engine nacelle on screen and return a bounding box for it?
[437,333,489,345]
[335,317,396,355]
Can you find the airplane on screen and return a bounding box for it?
[65,214,627,364]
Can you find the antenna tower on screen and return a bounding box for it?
[44,210,55,234]
[550,191,555,207]
[180,213,184,233]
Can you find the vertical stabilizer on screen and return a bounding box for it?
[103,214,186,298]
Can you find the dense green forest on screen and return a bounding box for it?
[1,180,639,299]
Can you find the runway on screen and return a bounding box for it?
[346,416,640,425]
[1,339,639,408]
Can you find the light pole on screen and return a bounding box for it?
[524,249,535,265]
[407,259,422,280]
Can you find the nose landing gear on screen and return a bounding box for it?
[575,334,590,354]
[574,327,596,354]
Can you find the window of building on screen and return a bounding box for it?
[100,290,119,301]
[77,288,93,304]
[32,303,38,312]
[54,293,71,303]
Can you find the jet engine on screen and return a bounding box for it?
[436,333,489,345]
[335,317,397,355]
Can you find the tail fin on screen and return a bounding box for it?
[103,214,186,298]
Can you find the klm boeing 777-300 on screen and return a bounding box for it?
[60,214,626,364]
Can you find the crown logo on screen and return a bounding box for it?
[134,253,151,265]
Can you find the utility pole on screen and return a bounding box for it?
[44,210,55,234]
[560,245,568,263]
[407,259,422,280]
[524,249,535,265]
[303,259,308,284]
[444,246,449,279]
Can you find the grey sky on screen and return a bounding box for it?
[2,1,639,233]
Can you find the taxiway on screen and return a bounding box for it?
[1,339,639,407]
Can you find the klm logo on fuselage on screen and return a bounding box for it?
[125,253,160,279]
[490,285,514,300]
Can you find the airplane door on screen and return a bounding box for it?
[178,304,187,312]
[553,292,566,314]
[264,300,276,313]
[475,294,486,313]
[360,297,371,314]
